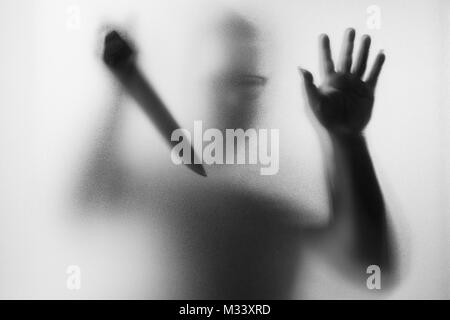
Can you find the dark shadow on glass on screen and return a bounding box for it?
[103,30,206,177]
[206,13,268,131]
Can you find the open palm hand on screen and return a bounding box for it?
[300,28,386,135]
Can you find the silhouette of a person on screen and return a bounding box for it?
[81,13,396,299]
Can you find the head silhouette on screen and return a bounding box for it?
[196,11,268,131]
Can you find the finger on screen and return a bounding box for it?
[337,28,356,73]
[366,51,386,91]
[319,34,335,77]
[298,67,320,108]
[352,35,371,77]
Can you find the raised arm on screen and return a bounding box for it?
[299,28,396,284]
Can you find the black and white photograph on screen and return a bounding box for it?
[1,0,450,308]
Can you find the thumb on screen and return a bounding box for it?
[298,67,319,108]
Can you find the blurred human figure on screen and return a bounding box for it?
[82,11,396,298]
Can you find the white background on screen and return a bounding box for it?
[0,0,449,299]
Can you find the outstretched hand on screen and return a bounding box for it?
[299,28,385,136]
